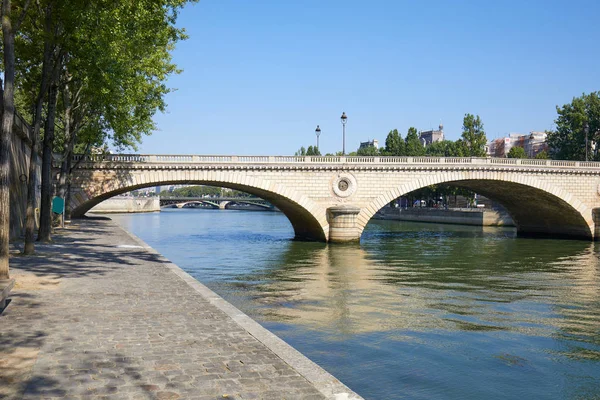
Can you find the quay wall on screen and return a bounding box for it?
[89,197,160,214]
[376,207,515,227]
[9,115,40,239]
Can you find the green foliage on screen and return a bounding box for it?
[405,127,425,156]
[425,140,463,157]
[295,146,306,156]
[547,92,600,160]
[306,145,321,156]
[507,146,527,158]
[162,185,221,198]
[535,150,549,159]
[384,129,405,156]
[10,0,196,152]
[461,114,487,157]
[404,184,475,204]
[356,145,380,156]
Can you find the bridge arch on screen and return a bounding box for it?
[359,171,595,240]
[71,171,329,241]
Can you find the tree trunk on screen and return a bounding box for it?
[23,7,53,254]
[57,75,73,226]
[64,156,73,221]
[38,68,60,242]
[0,0,15,279]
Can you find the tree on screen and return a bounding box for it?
[507,146,527,158]
[384,129,405,156]
[450,139,470,157]
[164,185,221,198]
[547,92,600,160]
[405,127,424,156]
[11,0,194,251]
[305,145,321,156]
[425,140,459,157]
[535,150,549,159]
[1,0,31,278]
[461,114,487,157]
[356,145,379,156]
[294,146,306,156]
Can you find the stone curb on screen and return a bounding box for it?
[114,219,364,400]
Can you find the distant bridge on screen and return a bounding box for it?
[159,196,275,210]
[68,154,600,242]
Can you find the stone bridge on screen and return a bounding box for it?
[68,154,600,242]
[159,196,274,210]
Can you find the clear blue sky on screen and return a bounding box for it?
[138,0,600,155]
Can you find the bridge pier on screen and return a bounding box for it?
[327,205,361,243]
[593,208,600,241]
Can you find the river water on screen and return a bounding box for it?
[111,209,600,399]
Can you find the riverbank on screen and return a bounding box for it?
[0,218,361,399]
[89,197,160,214]
[375,206,515,226]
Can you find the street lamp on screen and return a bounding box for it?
[315,125,321,151]
[585,123,589,161]
[340,112,347,155]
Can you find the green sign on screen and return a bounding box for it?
[52,196,65,214]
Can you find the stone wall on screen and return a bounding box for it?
[9,115,40,239]
[376,207,515,227]
[89,197,160,214]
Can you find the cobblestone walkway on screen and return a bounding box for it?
[0,219,360,400]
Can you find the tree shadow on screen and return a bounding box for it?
[1,218,200,399]
[8,220,165,280]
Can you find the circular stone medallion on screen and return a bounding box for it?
[332,173,357,198]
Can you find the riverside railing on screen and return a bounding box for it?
[71,154,600,169]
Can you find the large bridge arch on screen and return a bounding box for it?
[359,171,594,240]
[70,171,329,241]
[68,155,600,242]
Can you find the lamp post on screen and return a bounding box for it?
[340,112,347,155]
[585,123,589,161]
[315,125,321,152]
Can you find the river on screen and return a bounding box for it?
[111,208,600,399]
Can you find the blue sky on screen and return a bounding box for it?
[139,0,600,155]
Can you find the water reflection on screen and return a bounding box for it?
[231,229,599,345]
[112,211,600,399]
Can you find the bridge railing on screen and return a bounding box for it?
[71,154,600,168]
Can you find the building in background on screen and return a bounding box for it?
[359,139,379,151]
[487,131,548,158]
[524,131,548,157]
[419,124,445,146]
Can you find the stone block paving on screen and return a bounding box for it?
[0,218,352,400]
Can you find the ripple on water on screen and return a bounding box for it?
[112,212,600,400]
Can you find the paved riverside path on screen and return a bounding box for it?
[0,219,362,400]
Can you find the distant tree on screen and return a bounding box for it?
[425,140,459,157]
[295,146,307,156]
[451,139,470,157]
[461,114,487,157]
[547,92,600,160]
[535,150,549,159]
[306,145,321,156]
[405,127,425,156]
[165,185,222,198]
[230,190,254,197]
[507,146,527,158]
[356,145,380,156]
[384,129,405,156]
